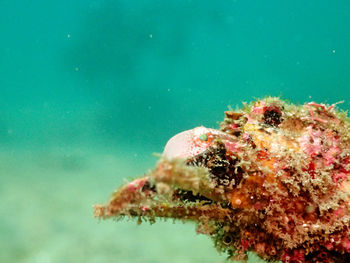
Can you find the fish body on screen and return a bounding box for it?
[95,98,350,263]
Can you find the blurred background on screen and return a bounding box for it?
[1,0,350,262]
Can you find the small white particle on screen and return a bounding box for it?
[67,34,71,38]
[75,67,79,71]
[332,49,336,53]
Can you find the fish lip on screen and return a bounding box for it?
[163,126,238,159]
[94,156,231,220]
[162,126,213,159]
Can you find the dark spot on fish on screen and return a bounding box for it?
[263,107,282,126]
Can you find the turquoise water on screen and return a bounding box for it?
[1,1,350,262]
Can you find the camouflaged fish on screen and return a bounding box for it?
[94,97,350,263]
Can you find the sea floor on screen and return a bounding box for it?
[0,147,265,263]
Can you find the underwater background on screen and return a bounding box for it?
[1,0,350,262]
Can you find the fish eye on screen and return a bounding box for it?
[263,107,282,126]
[223,235,232,245]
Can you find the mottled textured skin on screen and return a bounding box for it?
[95,98,350,263]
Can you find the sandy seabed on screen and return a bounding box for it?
[0,147,265,263]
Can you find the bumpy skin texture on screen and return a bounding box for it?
[94,98,350,263]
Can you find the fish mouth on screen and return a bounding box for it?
[94,124,247,223]
[94,164,226,224]
[93,140,243,223]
